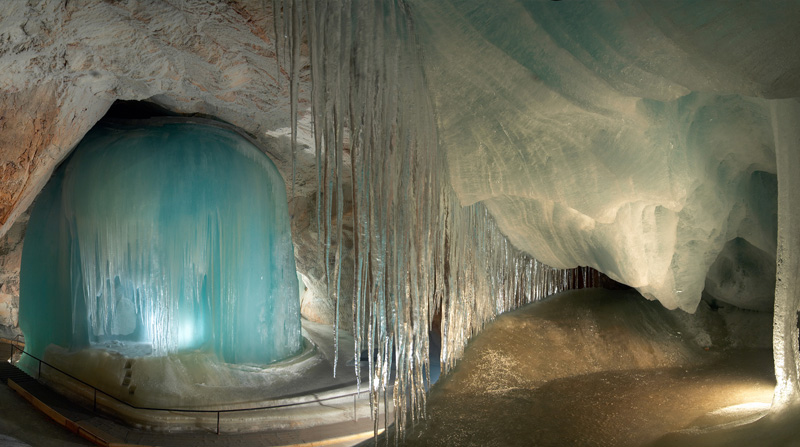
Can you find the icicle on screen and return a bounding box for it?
[288,0,302,204]
[269,0,283,89]
[273,0,607,439]
[20,121,303,367]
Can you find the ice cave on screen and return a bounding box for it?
[0,1,799,446]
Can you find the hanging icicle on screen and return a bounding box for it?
[271,0,599,439]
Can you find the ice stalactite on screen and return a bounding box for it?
[19,120,301,367]
[276,0,596,437]
[771,98,800,408]
[434,202,595,374]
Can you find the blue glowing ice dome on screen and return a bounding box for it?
[20,119,301,365]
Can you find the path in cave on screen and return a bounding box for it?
[394,289,777,447]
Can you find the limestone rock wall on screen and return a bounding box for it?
[0,210,26,338]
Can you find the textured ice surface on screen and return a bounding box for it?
[411,0,789,313]
[704,238,776,312]
[32,319,379,433]
[39,335,320,409]
[19,119,301,366]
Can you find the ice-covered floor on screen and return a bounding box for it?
[8,319,392,436]
[391,288,778,447]
[36,319,366,410]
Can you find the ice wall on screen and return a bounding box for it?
[771,99,800,408]
[19,120,301,366]
[410,0,788,314]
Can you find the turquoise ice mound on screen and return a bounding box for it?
[19,119,301,365]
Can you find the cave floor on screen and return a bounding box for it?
[398,350,775,447]
[0,370,95,447]
[2,343,777,447]
[394,288,778,447]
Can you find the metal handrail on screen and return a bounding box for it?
[10,344,365,434]
[2,335,25,360]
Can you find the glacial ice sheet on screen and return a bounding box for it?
[19,120,301,366]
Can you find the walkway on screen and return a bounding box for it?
[0,322,391,447]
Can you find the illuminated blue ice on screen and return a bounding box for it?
[19,120,301,365]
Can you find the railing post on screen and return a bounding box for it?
[38,359,41,379]
[216,412,220,435]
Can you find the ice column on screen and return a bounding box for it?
[19,120,301,366]
[771,99,800,408]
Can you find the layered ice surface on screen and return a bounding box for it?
[410,0,789,313]
[19,119,301,366]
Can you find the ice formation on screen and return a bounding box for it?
[274,0,800,436]
[276,0,593,436]
[19,120,301,366]
[771,99,800,408]
[411,1,784,314]
[1,0,796,439]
